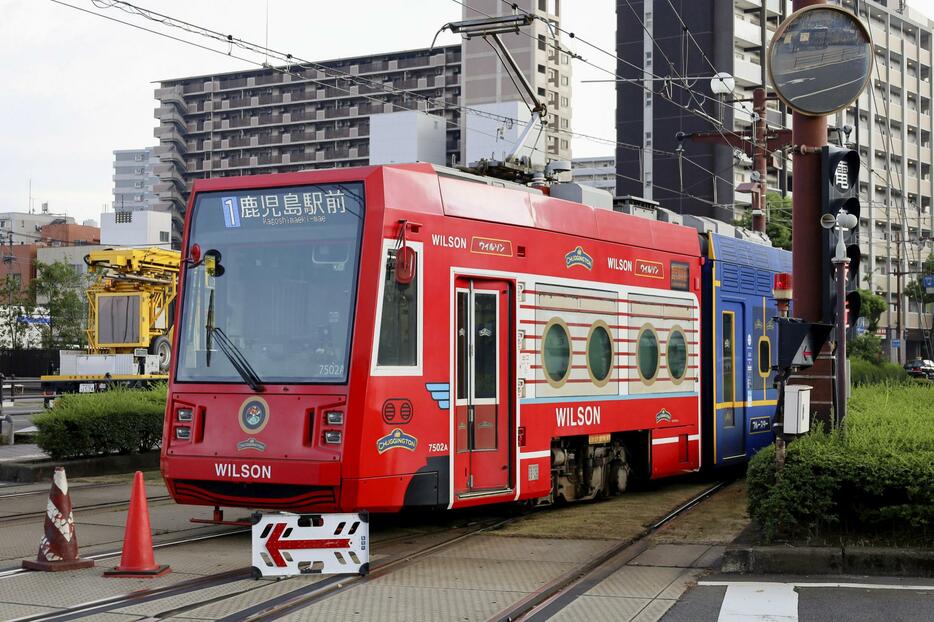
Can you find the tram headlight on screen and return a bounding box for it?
[176,408,193,422]
[175,426,191,440]
[324,430,342,445]
[325,411,344,425]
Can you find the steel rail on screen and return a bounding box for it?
[487,481,728,622]
[0,495,173,525]
[0,528,249,582]
[215,514,525,622]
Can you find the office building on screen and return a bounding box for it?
[100,210,173,250]
[616,0,933,359]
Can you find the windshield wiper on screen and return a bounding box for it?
[209,327,265,392]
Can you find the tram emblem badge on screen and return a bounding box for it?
[564,246,593,270]
[655,408,672,423]
[239,397,270,435]
[376,428,418,454]
[237,438,267,452]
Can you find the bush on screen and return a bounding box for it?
[748,383,934,545]
[34,385,166,460]
[849,356,908,386]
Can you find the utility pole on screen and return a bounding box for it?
[790,0,834,424]
[678,87,791,233]
[896,227,904,363]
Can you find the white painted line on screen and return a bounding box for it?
[688,433,700,441]
[701,580,934,591]
[716,582,797,622]
[519,450,550,460]
[651,437,678,445]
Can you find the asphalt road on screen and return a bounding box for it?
[663,574,934,622]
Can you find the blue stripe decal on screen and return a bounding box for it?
[521,392,698,405]
[425,383,451,410]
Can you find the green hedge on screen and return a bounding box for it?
[34,385,167,460]
[849,356,909,386]
[748,383,934,544]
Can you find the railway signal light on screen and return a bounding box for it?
[820,145,862,328]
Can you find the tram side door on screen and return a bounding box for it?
[719,301,747,461]
[453,278,512,495]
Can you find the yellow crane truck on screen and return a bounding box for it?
[40,247,180,400]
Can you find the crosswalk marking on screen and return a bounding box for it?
[701,580,934,591]
[714,582,798,622]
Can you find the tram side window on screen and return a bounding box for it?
[377,248,418,366]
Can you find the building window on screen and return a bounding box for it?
[115,211,132,224]
[159,231,170,242]
[538,34,546,51]
[538,64,546,74]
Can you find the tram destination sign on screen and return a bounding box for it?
[768,5,872,116]
[213,182,364,229]
[251,512,369,577]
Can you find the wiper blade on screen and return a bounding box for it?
[210,327,265,392]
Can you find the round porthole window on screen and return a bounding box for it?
[542,318,572,387]
[637,325,659,383]
[587,321,613,386]
[667,327,688,383]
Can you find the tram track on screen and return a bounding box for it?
[0,494,174,526]
[7,481,727,622]
[9,511,522,622]
[487,481,728,622]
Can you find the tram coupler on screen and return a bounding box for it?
[190,506,252,527]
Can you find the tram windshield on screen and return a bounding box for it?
[176,182,365,384]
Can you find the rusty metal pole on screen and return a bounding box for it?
[790,0,833,423]
[753,87,768,233]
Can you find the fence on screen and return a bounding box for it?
[0,350,59,377]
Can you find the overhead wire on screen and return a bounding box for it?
[60,0,734,210]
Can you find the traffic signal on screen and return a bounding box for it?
[820,145,862,328]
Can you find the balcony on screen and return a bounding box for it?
[734,15,761,48]
[155,86,188,114]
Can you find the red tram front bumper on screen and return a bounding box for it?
[162,455,342,512]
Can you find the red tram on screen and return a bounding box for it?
[161,163,704,512]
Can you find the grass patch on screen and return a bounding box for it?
[747,382,934,546]
[34,385,166,460]
[849,356,909,386]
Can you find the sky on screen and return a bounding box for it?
[1,0,932,225]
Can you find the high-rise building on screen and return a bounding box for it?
[152,45,463,243]
[113,148,160,212]
[571,156,616,192]
[616,0,933,360]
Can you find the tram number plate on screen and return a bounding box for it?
[78,383,95,393]
[252,512,369,577]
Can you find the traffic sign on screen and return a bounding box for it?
[923,274,934,294]
[252,512,369,577]
[891,339,902,349]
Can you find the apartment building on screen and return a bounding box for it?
[460,0,573,162]
[152,45,464,243]
[571,156,616,192]
[113,148,161,212]
[616,0,933,360]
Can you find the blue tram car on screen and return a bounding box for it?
[701,232,792,467]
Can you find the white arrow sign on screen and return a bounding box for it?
[251,512,369,577]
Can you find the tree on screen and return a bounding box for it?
[733,192,792,251]
[904,253,934,306]
[28,261,87,349]
[856,288,887,331]
[848,333,883,363]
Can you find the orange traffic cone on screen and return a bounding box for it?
[22,466,94,571]
[104,471,170,578]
